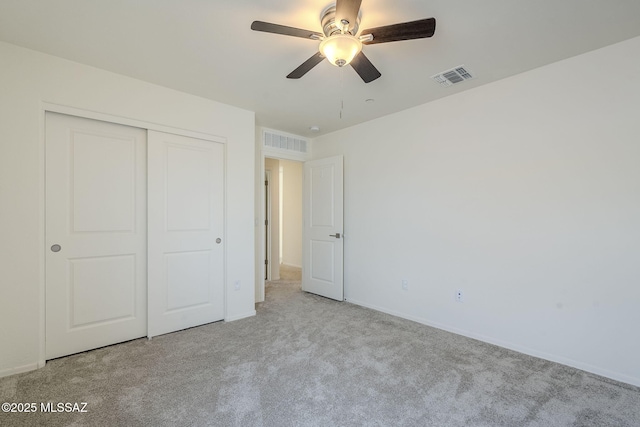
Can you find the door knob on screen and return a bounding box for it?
[216,238,222,244]
[329,233,341,239]
[51,244,61,252]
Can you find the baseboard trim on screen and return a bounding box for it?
[345,297,640,388]
[225,310,256,322]
[0,362,40,379]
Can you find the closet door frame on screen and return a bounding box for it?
[37,102,228,367]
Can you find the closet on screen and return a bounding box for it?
[45,112,224,359]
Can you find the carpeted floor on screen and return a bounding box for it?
[1,278,639,426]
[276,264,302,281]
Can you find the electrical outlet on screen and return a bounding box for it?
[234,281,241,291]
[456,289,464,302]
[401,280,408,291]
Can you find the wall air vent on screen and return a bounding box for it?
[263,131,308,153]
[432,66,474,87]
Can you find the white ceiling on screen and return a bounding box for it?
[2,0,640,137]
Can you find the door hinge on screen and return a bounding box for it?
[265,219,268,225]
[265,259,268,265]
[265,180,268,186]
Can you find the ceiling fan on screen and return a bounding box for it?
[251,0,436,83]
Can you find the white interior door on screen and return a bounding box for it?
[147,131,225,338]
[302,155,344,301]
[45,112,147,359]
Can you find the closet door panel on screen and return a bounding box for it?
[147,130,224,337]
[45,112,147,359]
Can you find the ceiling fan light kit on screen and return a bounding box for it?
[319,34,362,67]
[251,0,436,83]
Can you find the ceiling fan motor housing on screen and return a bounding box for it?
[321,5,361,36]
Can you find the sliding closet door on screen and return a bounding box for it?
[147,131,225,337]
[45,112,147,359]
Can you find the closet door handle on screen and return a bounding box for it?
[329,233,341,239]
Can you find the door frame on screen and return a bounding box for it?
[265,169,272,281]
[38,102,228,367]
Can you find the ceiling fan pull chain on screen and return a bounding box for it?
[340,68,344,119]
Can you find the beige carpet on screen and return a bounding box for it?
[276,264,302,281]
[1,280,639,426]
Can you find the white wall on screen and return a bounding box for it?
[281,160,303,268]
[0,42,256,377]
[311,36,640,387]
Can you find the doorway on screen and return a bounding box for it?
[256,147,344,303]
[264,158,303,283]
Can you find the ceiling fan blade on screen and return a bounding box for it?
[350,52,381,83]
[335,0,362,33]
[287,52,325,79]
[251,21,322,40]
[361,18,436,44]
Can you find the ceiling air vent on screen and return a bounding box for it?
[432,66,474,87]
[263,131,308,154]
